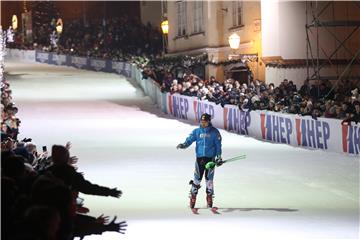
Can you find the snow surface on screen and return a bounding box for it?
[5,61,359,240]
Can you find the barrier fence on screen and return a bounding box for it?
[6,48,359,156]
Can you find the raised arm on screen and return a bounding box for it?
[177,129,197,149]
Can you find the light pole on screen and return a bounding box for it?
[161,19,168,54]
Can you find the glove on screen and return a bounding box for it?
[215,155,223,166]
[109,188,122,198]
[176,143,186,149]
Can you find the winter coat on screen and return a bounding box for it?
[183,123,222,158]
[46,164,114,197]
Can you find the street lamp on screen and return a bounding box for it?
[228,33,240,50]
[228,33,240,60]
[12,15,18,30]
[161,20,169,34]
[161,20,168,54]
[56,18,63,34]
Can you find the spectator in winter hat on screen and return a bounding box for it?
[260,85,266,92]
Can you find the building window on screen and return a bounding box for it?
[193,1,203,33]
[177,1,187,36]
[232,1,243,27]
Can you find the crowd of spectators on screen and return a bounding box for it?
[1,78,127,239]
[3,3,359,239]
[9,15,163,62]
[143,66,360,123]
[5,10,359,124]
[57,16,162,60]
[1,79,20,141]
[2,7,359,239]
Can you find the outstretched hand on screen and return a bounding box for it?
[96,214,110,224]
[69,156,78,165]
[65,141,72,150]
[109,188,122,198]
[106,216,128,234]
[176,143,186,149]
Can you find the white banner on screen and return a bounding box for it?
[5,49,35,62]
[223,104,252,136]
[51,54,67,65]
[90,59,106,71]
[23,50,36,62]
[165,93,224,128]
[251,111,359,155]
[162,93,359,156]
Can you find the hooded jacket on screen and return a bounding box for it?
[183,123,222,158]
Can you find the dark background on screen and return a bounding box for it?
[1,1,140,29]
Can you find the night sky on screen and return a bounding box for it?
[1,1,141,29]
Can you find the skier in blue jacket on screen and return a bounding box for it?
[177,113,222,209]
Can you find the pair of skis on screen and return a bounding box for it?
[191,207,219,215]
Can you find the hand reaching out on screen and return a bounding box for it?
[176,143,186,149]
[65,141,72,150]
[109,188,122,198]
[96,214,110,224]
[69,156,78,165]
[105,216,127,234]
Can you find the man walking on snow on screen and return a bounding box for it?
[177,113,223,209]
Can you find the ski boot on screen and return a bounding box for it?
[206,194,213,208]
[189,180,201,209]
[190,194,197,209]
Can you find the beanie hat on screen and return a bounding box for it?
[200,113,211,122]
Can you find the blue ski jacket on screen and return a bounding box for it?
[183,123,222,158]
